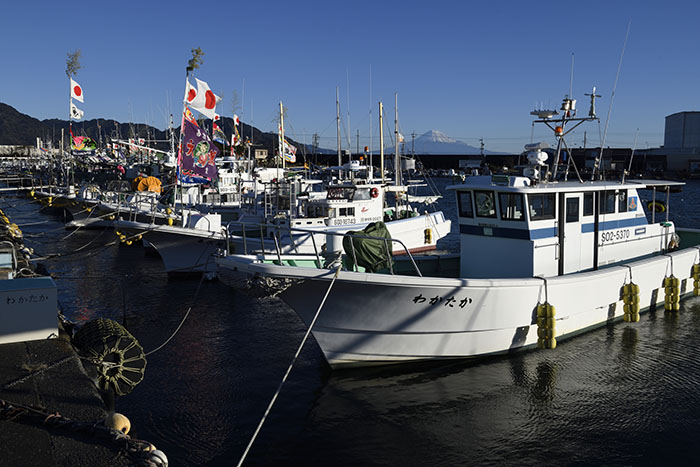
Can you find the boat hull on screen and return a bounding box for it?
[222,247,700,368]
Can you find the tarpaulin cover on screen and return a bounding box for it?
[343,221,393,273]
[134,176,162,193]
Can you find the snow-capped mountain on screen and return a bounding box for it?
[408,130,490,155]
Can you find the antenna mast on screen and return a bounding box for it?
[591,21,631,180]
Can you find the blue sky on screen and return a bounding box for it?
[2,0,699,153]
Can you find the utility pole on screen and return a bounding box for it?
[411,131,416,156]
[480,137,484,157]
[312,133,319,165]
[356,130,360,156]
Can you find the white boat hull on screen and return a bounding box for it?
[218,247,700,368]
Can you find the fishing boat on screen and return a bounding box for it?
[215,93,700,368]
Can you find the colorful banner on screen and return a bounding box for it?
[71,136,97,152]
[180,116,218,181]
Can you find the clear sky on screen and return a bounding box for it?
[2,0,699,153]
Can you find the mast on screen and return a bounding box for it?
[336,87,341,167]
[394,93,400,187]
[279,101,285,169]
[379,102,384,183]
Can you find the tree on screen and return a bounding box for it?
[186,47,204,74]
[66,50,81,78]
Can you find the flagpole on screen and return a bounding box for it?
[177,73,189,210]
[280,101,285,170]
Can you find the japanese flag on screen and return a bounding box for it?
[186,78,221,120]
[70,102,84,120]
[70,78,84,103]
[233,114,240,126]
[184,79,203,108]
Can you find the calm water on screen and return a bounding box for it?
[7,179,700,466]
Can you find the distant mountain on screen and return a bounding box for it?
[0,102,302,157]
[409,130,496,155]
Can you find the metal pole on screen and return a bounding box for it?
[379,102,384,183]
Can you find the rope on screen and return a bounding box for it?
[1,355,77,390]
[236,266,342,467]
[143,255,211,357]
[0,398,160,466]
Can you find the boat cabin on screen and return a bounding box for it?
[304,183,386,227]
[450,175,680,279]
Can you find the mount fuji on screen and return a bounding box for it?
[408,130,494,155]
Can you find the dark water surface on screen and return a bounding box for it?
[7,179,700,466]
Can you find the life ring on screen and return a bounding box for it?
[370,187,379,199]
[648,200,666,213]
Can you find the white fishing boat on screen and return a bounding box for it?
[215,93,700,368]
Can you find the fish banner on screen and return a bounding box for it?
[180,116,218,181]
[71,136,97,152]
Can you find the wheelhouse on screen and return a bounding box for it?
[450,175,680,278]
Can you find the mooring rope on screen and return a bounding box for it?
[143,256,211,357]
[236,266,342,467]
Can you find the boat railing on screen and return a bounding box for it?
[222,220,422,277]
[105,191,168,224]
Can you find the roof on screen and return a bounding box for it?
[447,176,685,193]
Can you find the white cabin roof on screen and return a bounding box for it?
[447,175,685,193]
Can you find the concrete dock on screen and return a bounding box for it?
[0,337,132,466]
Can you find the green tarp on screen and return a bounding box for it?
[343,221,393,273]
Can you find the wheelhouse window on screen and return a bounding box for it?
[600,190,616,214]
[583,192,594,216]
[528,193,555,220]
[618,190,627,213]
[457,191,474,218]
[499,193,524,221]
[339,207,355,217]
[566,197,580,223]
[474,191,497,218]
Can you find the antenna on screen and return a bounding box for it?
[569,53,574,99]
[584,86,601,118]
[592,21,631,180]
[621,128,639,184]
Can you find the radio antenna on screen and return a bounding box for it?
[569,53,574,98]
[592,21,631,180]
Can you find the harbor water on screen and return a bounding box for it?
[8,178,700,466]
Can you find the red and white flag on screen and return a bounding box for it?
[233,114,240,126]
[184,80,202,108]
[184,78,221,120]
[70,78,84,103]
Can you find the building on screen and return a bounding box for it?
[654,111,700,174]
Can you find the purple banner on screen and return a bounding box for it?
[180,118,218,181]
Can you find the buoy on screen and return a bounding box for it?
[693,263,700,297]
[648,200,666,213]
[104,413,131,434]
[165,207,172,215]
[119,235,127,243]
[149,450,168,467]
[167,218,173,226]
[108,215,115,220]
[126,239,133,246]
[424,228,432,244]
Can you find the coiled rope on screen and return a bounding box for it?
[236,266,342,467]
